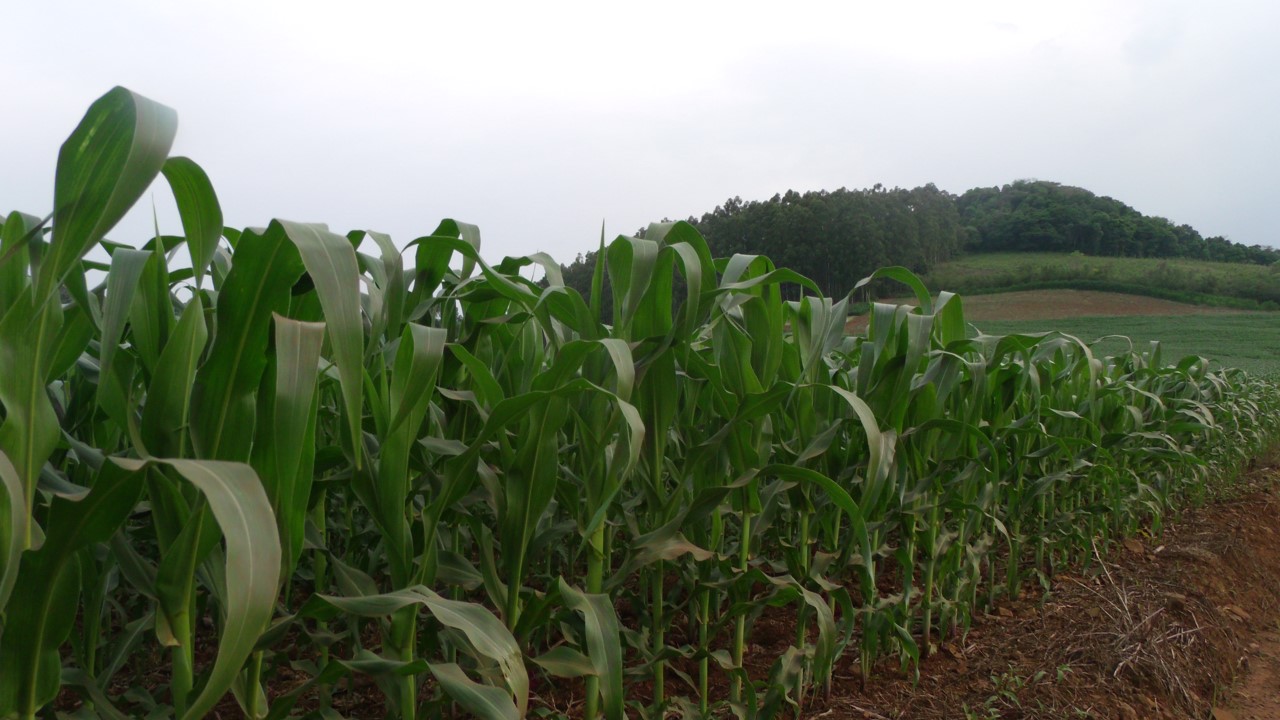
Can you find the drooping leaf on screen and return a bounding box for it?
[38,87,177,302]
[429,663,520,720]
[559,579,624,720]
[115,458,281,720]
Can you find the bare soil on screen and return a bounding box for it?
[848,289,1241,331]
[957,290,1243,323]
[1230,627,1280,720]
[783,450,1280,719]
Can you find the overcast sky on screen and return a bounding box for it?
[5,0,1279,266]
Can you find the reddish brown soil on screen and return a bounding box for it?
[784,451,1280,719]
[848,290,1241,331]
[1230,627,1280,720]
[957,290,1243,322]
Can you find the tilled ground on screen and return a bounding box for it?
[788,450,1280,719]
[946,290,1242,322]
[847,290,1241,332]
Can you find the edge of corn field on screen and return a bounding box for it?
[794,445,1280,720]
[7,86,1280,720]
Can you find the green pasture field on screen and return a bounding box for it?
[969,312,1280,376]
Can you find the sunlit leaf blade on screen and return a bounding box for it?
[39,86,177,301]
[260,315,325,574]
[277,220,365,468]
[162,156,222,288]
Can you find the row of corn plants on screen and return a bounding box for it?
[2,88,1278,720]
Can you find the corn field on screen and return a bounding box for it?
[2,88,1277,720]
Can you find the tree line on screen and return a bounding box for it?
[562,184,966,305]
[561,179,1278,305]
[959,180,1279,265]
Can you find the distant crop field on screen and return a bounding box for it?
[850,289,1279,375]
[971,313,1280,376]
[864,289,1241,323]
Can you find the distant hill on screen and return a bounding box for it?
[958,180,1278,265]
[559,180,1279,312]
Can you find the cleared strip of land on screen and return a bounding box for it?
[952,289,1242,322]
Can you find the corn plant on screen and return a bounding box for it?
[1,86,1278,720]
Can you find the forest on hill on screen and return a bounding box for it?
[959,181,1279,264]
[560,180,1279,304]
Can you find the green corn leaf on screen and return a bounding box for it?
[303,586,528,714]
[162,157,222,288]
[339,651,428,676]
[531,646,596,678]
[605,235,659,337]
[558,579,624,720]
[429,663,520,720]
[409,219,478,303]
[38,87,177,303]
[152,499,220,657]
[277,220,365,468]
[191,223,305,461]
[0,452,27,613]
[97,248,151,382]
[115,458,281,720]
[450,344,507,410]
[258,315,325,575]
[354,229,405,342]
[60,668,133,720]
[126,237,175,375]
[425,594,529,714]
[0,289,63,549]
[377,323,446,586]
[852,265,933,313]
[140,294,209,457]
[46,298,95,384]
[0,212,39,311]
[0,460,146,716]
